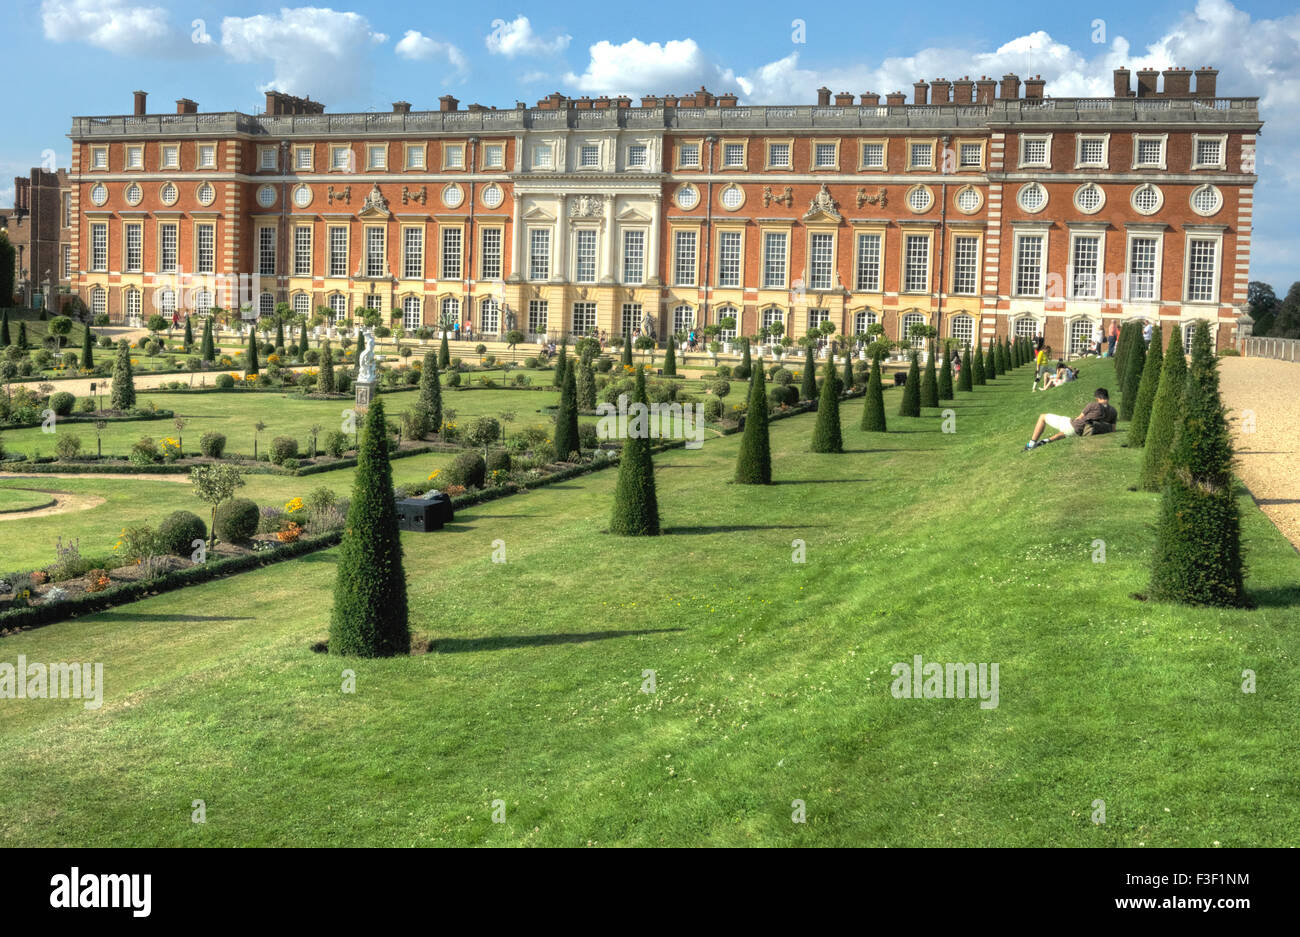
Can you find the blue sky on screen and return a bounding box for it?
[5,0,1298,286]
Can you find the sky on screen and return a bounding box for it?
[4,0,1298,287]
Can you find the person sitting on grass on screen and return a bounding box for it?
[1023,388,1117,450]
[1038,361,1078,390]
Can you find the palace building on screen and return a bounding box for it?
[66,69,1260,354]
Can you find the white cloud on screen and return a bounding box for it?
[41,0,175,53]
[220,8,388,101]
[562,38,739,97]
[486,16,570,57]
[395,30,467,72]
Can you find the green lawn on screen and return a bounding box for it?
[0,358,1296,846]
[0,487,53,512]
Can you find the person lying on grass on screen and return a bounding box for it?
[1023,388,1117,449]
[1035,361,1078,391]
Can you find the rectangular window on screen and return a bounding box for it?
[198,225,216,275]
[627,144,648,167]
[363,228,385,277]
[483,144,504,168]
[328,226,347,277]
[160,223,178,273]
[62,193,71,227]
[126,146,143,169]
[814,143,837,168]
[1079,138,1105,166]
[622,230,645,285]
[909,142,933,169]
[855,233,882,291]
[1071,236,1101,298]
[575,229,598,283]
[161,145,179,169]
[440,228,462,280]
[959,142,982,167]
[528,299,548,334]
[405,146,425,170]
[90,223,107,271]
[532,145,552,169]
[767,142,791,168]
[808,309,829,332]
[331,146,352,171]
[260,147,277,170]
[125,223,142,273]
[480,228,501,280]
[572,301,597,335]
[257,227,275,276]
[903,234,930,292]
[478,299,499,334]
[366,145,386,170]
[1128,237,1158,300]
[62,245,71,279]
[579,144,600,168]
[1014,234,1044,297]
[678,143,700,167]
[762,232,787,288]
[295,146,313,170]
[529,228,550,280]
[952,236,979,295]
[292,227,310,276]
[91,147,108,170]
[198,144,216,169]
[443,145,464,169]
[809,233,834,290]
[1195,138,1222,167]
[717,231,742,288]
[620,303,640,339]
[723,142,745,166]
[1136,137,1164,167]
[402,228,423,279]
[1021,137,1048,166]
[1186,239,1218,302]
[861,142,885,168]
[673,230,697,286]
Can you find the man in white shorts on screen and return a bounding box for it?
[1023,388,1117,449]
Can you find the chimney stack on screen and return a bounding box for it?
[975,77,997,105]
[1162,67,1191,97]
[913,80,929,105]
[861,92,880,106]
[133,90,147,115]
[439,94,459,112]
[1135,68,1159,98]
[885,91,906,107]
[816,86,831,106]
[953,77,974,104]
[175,98,198,114]
[834,92,855,106]
[931,79,952,104]
[1024,75,1045,98]
[999,74,1021,99]
[392,101,411,113]
[716,93,737,108]
[1113,68,1131,97]
[1194,67,1218,98]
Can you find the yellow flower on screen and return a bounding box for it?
[427,469,441,481]
[285,497,304,513]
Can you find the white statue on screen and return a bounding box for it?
[358,329,377,384]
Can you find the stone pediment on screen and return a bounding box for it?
[357,183,390,219]
[522,204,557,221]
[803,183,842,224]
[616,206,652,222]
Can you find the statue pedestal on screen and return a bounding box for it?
[355,381,376,409]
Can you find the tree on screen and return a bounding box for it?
[811,361,843,453]
[16,321,26,350]
[841,344,854,393]
[439,333,450,369]
[80,326,94,371]
[898,352,921,417]
[984,336,998,379]
[189,464,245,550]
[184,316,194,349]
[663,335,677,376]
[1139,329,1188,492]
[245,327,259,376]
[799,340,816,400]
[621,338,633,368]
[0,308,9,346]
[298,325,310,359]
[274,318,285,352]
[997,336,1009,373]
[609,365,661,535]
[735,354,772,484]
[330,398,411,656]
[736,340,752,380]
[1149,321,1245,607]
[920,340,939,408]
[465,416,501,460]
[577,349,597,411]
[938,343,954,400]
[1129,329,1164,446]
[553,359,581,460]
[49,316,73,354]
[1247,281,1278,336]
[110,340,136,410]
[200,316,216,362]
[0,232,14,308]
[319,341,335,393]
[553,339,567,387]
[861,354,887,432]
[1270,281,1300,339]
[958,344,974,392]
[416,351,442,436]
[1119,330,1146,420]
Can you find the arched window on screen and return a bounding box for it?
[761,307,784,330]
[439,297,460,330]
[853,310,878,335]
[160,288,177,317]
[258,292,275,318]
[403,296,423,331]
[479,297,499,334]
[123,288,140,325]
[1068,319,1093,357]
[673,304,695,334]
[292,293,310,318]
[716,305,739,341]
[1182,321,1198,353]
[194,289,213,318]
[1014,316,1041,340]
[92,287,107,320]
[328,293,348,323]
[901,312,925,343]
[950,314,975,348]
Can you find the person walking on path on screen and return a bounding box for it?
[1107,320,1120,357]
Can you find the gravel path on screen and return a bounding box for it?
[0,489,106,521]
[1219,356,1300,552]
[0,471,189,483]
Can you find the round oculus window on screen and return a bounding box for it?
[124,183,142,206]
[1017,183,1047,213]
[197,182,216,206]
[442,184,464,209]
[481,184,503,209]
[1190,184,1222,216]
[955,186,981,213]
[676,185,699,210]
[907,185,933,213]
[256,185,276,208]
[1074,183,1104,214]
[720,185,744,210]
[1131,184,1163,215]
[292,185,313,209]
[159,182,178,206]
[90,183,108,206]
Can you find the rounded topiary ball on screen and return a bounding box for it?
[157,510,207,556]
[49,391,76,416]
[215,373,235,389]
[444,451,486,489]
[214,498,260,543]
[486,449,512,473]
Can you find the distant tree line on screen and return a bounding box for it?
[1247,280,1300,338]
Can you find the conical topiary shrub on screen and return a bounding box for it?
[800,341,816,401]
[1139,329,1187,491]
[861,355,887,432]
[81,326,94,371]
[329,398,410,656]
[841,347,854,394]
[1149,322,1244,607]
[735,354,772,484]
[16,321,28,350]
[201,316,216,361]
[274,319,284,352]
[899,352,921,417]
[621,338,633,368]
[1000,337,1011,373]
[439,332,450,369]
[1129,328,1164,447]
[578,351,597,411]
[610,366,661,535]
[553,339,567,387]
[664,335,677,376]
[736,340,752,380]
[920,342,939,408]
[811,361,844,453]
[984,337,998,380]
[972,343,986,386]
[1120,332,1146,421]
[938,344,954,399]
[554,358,580,460]
[958,345,973,392]
[246,328,259,376]
[110,340,136,410]
[416,350,443,437]
[0,309,9,346]
[185,316,195,349]
[298,326,310,359]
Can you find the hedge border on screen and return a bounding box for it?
[1,409,176,431]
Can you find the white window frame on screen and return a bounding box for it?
[951,234,980,296]
[1192,133,1228,171]
[482,143,505,170]
[293,145,314,171]
[258,145,278,171]
[160,144,180,170]
[528,227,551,281]
[812,139,839,170]
[403,143,426,171]
[197,223,216,275]
[402,226,423,280]
[859,139,886,169]
[531,143,553,170]
[1183,232,1223,304]
[125,145,144,170]
[626,143,649,169]
[901,232,932,294]
[160,222,179,274]
[124,222,143,274]
[1125,230,1165,303]
[573,228,598,283]
[1067,231,1105,300]
[1018,134,1053,169]
[442,143,466,170]
[721,140,747,169]
[440,227,463,280]
[256,226,275,277]
[854,232,883,292]
[808,231,835,291]
[676,141,702,170]
[479,227,502,281]
[907,139,936,171]
[716,229,743,288]
[578,143,601,169]
[673,229,698,287]
[1074,133,1110,169]
[1132,134,1168,170]
[327,225,348,278]
[1012,231,1047,298]
[197,144,217,169]
[761,230,788,290]
[765,139,793,170]
[622,229,645,285]
[330,145,354,172]
[90,146,109,171]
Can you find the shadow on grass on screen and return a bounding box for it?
[90,612,257,622]
[663,523,825,533]
[1248,586,1300,608]
[429,627,684,653]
